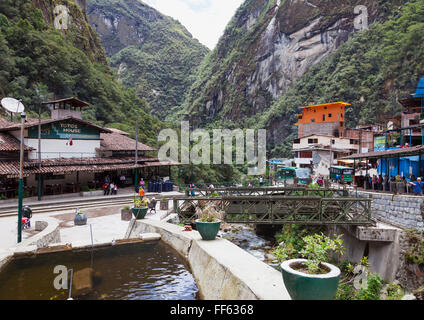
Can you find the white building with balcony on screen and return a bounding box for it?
[293,134,360,177]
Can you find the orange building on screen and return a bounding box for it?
[296,102,351,138]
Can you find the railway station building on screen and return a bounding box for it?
[0,97,179,200]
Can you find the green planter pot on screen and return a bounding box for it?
[281,259,340,300]
[195,220,221,240]
[132,207,148,220]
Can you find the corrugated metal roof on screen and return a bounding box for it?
[342,145,424,159]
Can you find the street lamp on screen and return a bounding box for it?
[1,98,26,243]
[18,111,26,242]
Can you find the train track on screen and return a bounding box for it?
[0,196,135,218]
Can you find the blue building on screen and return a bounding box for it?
[345,76,424,182]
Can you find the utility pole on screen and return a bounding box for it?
[18,111,26,243]
[38,105,42,201]
[134,119,139,193]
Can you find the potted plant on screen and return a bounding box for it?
[160,197,169,211]
[132,194,149,220]
[195,210,221,240]
[121,205,131,221]
[74,209,87,226]
[279,233,344,300]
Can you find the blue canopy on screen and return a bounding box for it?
[413,76,424,98]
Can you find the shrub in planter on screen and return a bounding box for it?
[195,211,221,240]
[132,194,149,220]
[278,233,344,300]
[74,209,87,226]
[121,205,131,221]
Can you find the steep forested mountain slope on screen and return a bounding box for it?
[0,0,162,145]
[87,0,210,119]
[181,0,413,154]
[260,0,424,157]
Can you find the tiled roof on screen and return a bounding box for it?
[0,117,12,128]
[0,132,34,152]
[106,128,130,136]
[24,157,158,167]
[100,132,155,152]
[0,157,176,177]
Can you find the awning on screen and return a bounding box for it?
[342,145,424,160]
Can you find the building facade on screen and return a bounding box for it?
[0,97,178,199]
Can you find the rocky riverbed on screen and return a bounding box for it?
[219,223,280,269]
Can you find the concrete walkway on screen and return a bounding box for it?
[0,188,182,210]
[0,195,179,251]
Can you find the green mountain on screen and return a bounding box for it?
[0,0,162,145]
[260,0,424,157]
[86,0,210,119]
[181,0,419,158]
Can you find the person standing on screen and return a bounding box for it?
[120,175,126,188]
[409,177,424,196]
[102,182,109,196]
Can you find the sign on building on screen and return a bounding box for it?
[374,136,386,151]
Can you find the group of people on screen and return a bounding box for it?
[102,181,118,195]
[363,174,424,196]
[102,175,118,195]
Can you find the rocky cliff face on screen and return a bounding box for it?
[86,0,209,119]
[87,0,160,56]
[32,0,107,63]
[183,0,390,124]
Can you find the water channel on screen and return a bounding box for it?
[0,241,199,300]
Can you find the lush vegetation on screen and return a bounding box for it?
[257,0,424,157]
[87,0,209,120]
[0,0,162,146]
[180,0,423,159]
[273,225,406,300]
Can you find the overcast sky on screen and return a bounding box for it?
[145,0,244,49]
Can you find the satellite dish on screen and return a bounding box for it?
[1,97,25,114]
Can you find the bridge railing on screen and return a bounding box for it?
[172,194,374,226]
[185,187,349,198]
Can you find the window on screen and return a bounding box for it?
[294,139,300,144]
[328,113,332,118]
[332,139,335,144]
[311,119,315,123]
[308,138,318,144]
[323,115,326,121]
[300,151,313,158]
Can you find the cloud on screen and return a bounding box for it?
[145,0,244,49]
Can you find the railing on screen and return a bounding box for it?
[172,188,374,226]
[30,152,98,160]
[186,186,348,198]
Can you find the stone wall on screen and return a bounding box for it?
[17,217,61,249]
[351,190,424,230]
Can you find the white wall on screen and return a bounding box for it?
[293,135,359,151]
[25,138,100,159]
